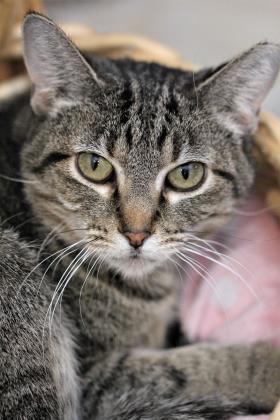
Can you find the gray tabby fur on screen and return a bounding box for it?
[0,12,280,419]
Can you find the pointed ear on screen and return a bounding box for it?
[199,42,280,135]
[22,13,103,116]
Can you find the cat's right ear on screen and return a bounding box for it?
[22,13,103,116]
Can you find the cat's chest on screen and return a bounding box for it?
[64,268,178,351]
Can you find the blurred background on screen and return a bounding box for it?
[6,0,280,116]
[45,0,280,114]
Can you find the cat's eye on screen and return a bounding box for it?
[166,162,205,191]
[77,153,114,183]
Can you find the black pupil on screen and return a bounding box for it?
[181,164,190,180]
[91,155,100,171]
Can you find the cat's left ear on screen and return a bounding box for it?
[199,42,280,135]
[22,12,103,116]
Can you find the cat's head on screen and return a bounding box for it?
[21,13,280,279]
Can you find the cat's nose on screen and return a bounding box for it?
[124,231,150,248]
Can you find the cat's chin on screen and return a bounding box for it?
[107,256,160,280]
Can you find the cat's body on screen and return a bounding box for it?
[0,13,280,419]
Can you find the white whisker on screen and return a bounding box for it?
[187,236,255,282]
[57,249,92,328]
[0,173,37,184]
[185,233,259,297]
[17,239,85,298]
[47,248,90,337]
[79,251,102,329]
[0,212,24,227]
[181,243,261,303]
[36,223,64,262]
[174,249,230,330]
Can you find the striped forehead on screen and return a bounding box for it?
[105,73,192,165]
[75,62,201,172]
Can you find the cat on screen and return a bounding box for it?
[0,11,280,420]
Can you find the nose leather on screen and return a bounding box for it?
[124,231,150,248]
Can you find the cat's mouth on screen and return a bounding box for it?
[130,249,141,259]
[107,249,160,278]
[121,251,155,264]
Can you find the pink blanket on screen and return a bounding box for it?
[181,196,280,419]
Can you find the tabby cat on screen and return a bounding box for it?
[0,12,280,420]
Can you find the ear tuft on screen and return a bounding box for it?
[22,13,102,115]
[200,42,280,135]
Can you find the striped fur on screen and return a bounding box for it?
[0,13,280,419]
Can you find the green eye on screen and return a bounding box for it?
[77,153,114,183]
[166,162,205,191]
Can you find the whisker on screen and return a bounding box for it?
[186,234,256,281]
[37,226,91,260]
[36,223,64,262]
[46,248,90,337]
[45,236,103,336]
[17,239,85,297]
[164,253,185,287]
[0,173,37,184]
[174,248,231,329]
[180,243,261,303]
[48,248,86,314]
[231,200,280,217]
[0,211,24,227]
[79,251,102,329]
[96,250,110,284]
[13,216,36,232]
[38,236,99,293]
[191,227,280,243]
[57,248,93,329]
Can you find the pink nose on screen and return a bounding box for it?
[124,231,150,248]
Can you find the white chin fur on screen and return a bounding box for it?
[107,256,160,279]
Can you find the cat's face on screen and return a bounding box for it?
[21,92,253,279]
[21,14,280,279]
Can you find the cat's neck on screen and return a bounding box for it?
[41,239,178,365]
